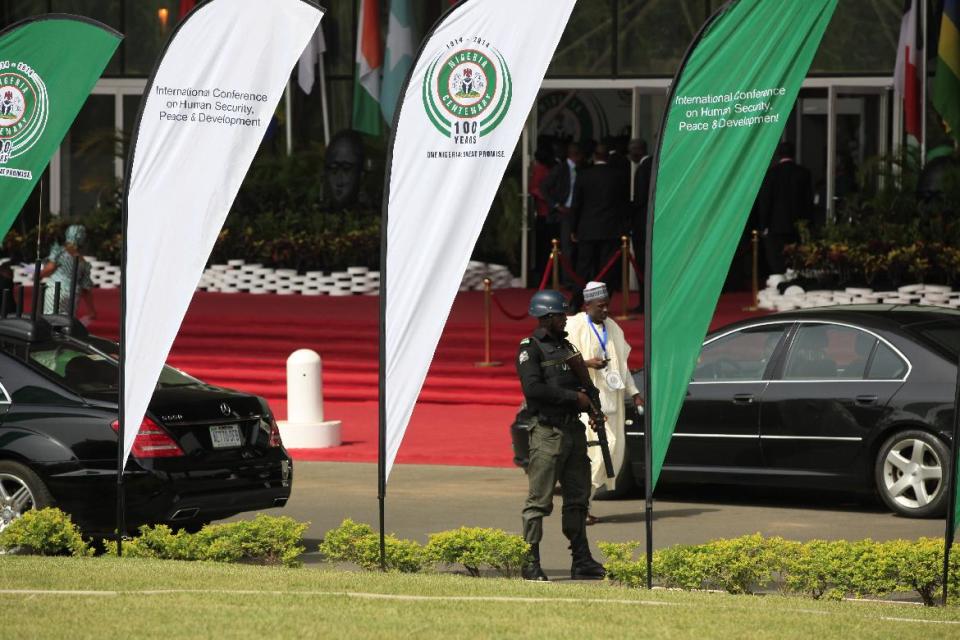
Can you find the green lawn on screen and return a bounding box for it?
[3,557,960,639]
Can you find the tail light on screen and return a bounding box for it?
[268,417,283,448]
[110,417,184,458]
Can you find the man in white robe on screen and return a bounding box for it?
[565,282,642,522]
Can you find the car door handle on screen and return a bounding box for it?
[855,395,879,406]
[733,394,755,405]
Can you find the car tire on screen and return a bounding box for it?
[0,460,54,532]
[874,430,950,518]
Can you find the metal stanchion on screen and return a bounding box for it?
[475,278,502,368]
[743,229,760,311]
[551,238,561,291]
[615,235,632,321]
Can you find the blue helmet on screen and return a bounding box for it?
[528,290,569,318]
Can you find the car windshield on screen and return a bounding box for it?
[909,320,960,358]
[26,339,201,394]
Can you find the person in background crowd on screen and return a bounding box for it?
[40,224,96,321]
[571,144,630,292]
[628,138,652,312]
[530,146,557,277]
[564,281,642,523]
[543,143,584,283]
[752,141,813,276]
[516,289,606,582]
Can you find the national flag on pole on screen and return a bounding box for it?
[381,0,415,125]
[298,23,327,94]
[933,0,960,141]
[895,0,924,144]
[353,0,382,136]
[0,16,120,240]
[179,0,196,20]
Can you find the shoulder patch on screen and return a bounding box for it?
[520,338,531,345]
[518,350,530,364]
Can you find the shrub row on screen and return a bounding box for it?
[0,508,93,557]
[0,509,307,568]
[318,520,530,577]
[600,534,960,606]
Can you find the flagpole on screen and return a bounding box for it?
[285,81,293,156]
[319,54,331,145]
[921,0,929,167]
[943,353,960,605]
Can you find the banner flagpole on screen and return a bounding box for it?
[642,2,733,588]
[376,0,463,573]
[943,353,960,605]
[376,0,574,571]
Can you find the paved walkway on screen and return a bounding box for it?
[228,461,944,578]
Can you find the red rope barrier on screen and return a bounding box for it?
[491,292,529,321]
[593,249,622,282]
[558,254,587,287]
[538,255,554,291]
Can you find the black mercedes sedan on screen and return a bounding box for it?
[0,315,291,537]
[620,305,960,518]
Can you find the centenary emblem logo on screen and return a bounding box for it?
[422,38,513,141]
[0,62,48,167]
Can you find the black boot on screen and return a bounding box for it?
[570,538,606,580]
[522,544,549,581]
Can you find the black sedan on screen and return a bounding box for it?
[620,305,959,518]
[0,315,291,536]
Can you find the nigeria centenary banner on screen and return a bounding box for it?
[381,0,576,481]
[0,16,119,236]
[121,0,324,467]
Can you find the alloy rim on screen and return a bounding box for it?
[882,439,943,510]
[0,473,35,533]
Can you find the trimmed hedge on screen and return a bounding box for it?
[425,527,530,578]
[318,520,530,577]
[105,515,308,567]
[318,519,427,573]
[0,508,93,557]
[600,535,960,606]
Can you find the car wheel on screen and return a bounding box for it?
[0,460,54,533]
[875,430,950,518]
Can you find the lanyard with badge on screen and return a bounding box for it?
[589,319,624,390]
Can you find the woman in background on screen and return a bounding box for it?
[41,224,96,321]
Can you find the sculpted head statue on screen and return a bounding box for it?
[325,129,365,209]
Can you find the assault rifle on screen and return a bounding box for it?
[566,353,616,490]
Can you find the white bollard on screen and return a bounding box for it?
[277,349,341,448]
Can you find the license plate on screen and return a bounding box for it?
[210,424,242,449]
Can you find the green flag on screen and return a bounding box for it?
[645,0,837,488]
[0,16,120,235]
[934,0,960,142]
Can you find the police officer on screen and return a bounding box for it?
[516,289,607,581]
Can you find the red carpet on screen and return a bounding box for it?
[78,288,764,468]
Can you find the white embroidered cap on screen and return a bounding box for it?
[583,281,609,302]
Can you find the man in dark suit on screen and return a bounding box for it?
[571,144,629,291]
[542,143,583,283]
[753,141,813,275]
